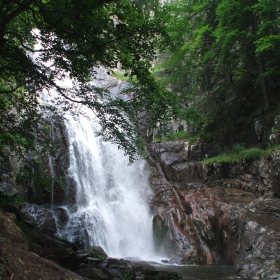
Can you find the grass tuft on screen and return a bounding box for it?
[203,144,280,164]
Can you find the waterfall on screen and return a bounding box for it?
[54,110,155,259]
[36,65,156,259]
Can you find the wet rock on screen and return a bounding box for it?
[131,262,182,280]
[20,203,57,234]
[152,179,218,264]
[53,206,69,226]
[148,141,280,279]
[79,247,108,265]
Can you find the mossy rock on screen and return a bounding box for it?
[88,245,108,260]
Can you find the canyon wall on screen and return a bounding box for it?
[148,141,280,279]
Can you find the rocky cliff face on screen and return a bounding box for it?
[148,141,280,279]
[0,118,71,205]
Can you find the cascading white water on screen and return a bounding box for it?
[37,62,156,259]
[31,36,156,259]
[55,110,155,259]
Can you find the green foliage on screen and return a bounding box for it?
[203,146,268,163]
[166,131,189,141]
[263,144,280,156]
[16,162,63,193]
[90,246,96,252]
[89,246,107,260]
[0,0,170,162]
[272,128,280,134]
[239,148,264,160]
[231,143,245,154]
[156,0,280,144]
[141,150,149,158]
[113,71,130,82]
[0,192,26,208]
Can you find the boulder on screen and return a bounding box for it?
[20,203,57,234]
[28,228,80,270]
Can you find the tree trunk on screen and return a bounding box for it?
[256,54,269,111]
[252,0,269,111]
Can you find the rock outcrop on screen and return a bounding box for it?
[0,206,183,280]
[0,211,84,280]
[148,141,280,279]
[0,119,70,206]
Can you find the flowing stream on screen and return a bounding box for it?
[55,110,155,260]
